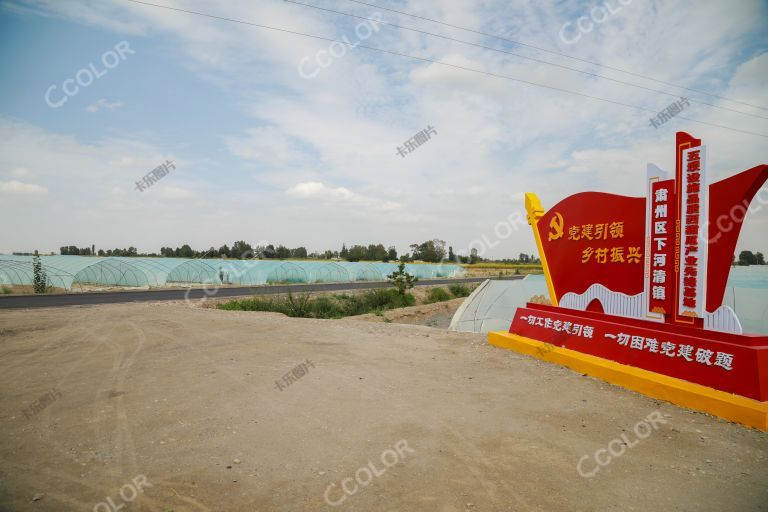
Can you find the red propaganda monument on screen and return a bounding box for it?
[489,132,768,430]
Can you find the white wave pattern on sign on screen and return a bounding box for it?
[559,284,645,319]
[704,305,743,335]
[560,284,743,334]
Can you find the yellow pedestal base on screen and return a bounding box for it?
[488,331,768,431]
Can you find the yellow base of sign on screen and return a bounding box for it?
[488,331,768,431]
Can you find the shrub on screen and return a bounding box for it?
[1,286,11,295]
[284,292,312,318]
[424,287,452,304]
[448,284,471,297]
[32,253,48,294]
[385,288,415,308]
[218,288,415,318]
[362,288,414,310]
[387,263,417,295]
[332,293,366,317]
[309,296,346,319]
[218,296,279,312]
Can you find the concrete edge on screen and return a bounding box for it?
[488,331,768,431]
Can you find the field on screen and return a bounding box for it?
[0,300,766,511]
[460,263,543,278]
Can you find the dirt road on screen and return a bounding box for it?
[0,303,766,511]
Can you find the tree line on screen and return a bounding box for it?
[57,239,541,264]
[736,251,766,266]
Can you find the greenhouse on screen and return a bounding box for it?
[0,255,465,291]
[165,259,309,285]
[229,261,308,285]
[166,259,220,285]
[0,255,181,290]
[450,270,768,335]
[367,262,465,280]
[337,262,382,281]
[301,261,351,283]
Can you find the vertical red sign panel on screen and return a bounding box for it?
[678,146,708,319]
[647,179,676,317]
[673,133,703,325]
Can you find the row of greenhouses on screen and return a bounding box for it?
[0,255,465,291]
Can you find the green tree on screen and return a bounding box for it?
[275,245,291,259]
[387,263,417,295]
[178,244,195,258]
[739,250,758,266]
[368,244,388,261]
[757,252,765,265]
[346,245,366,262]
[231,240,254,259]
[291,247,308,259]
[469,248,479,264]
[387,246,398,262]
[263,244,277,259]
[340,244,349,259]
[32,251,47,294]
[409,239,446,262]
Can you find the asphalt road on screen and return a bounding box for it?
[0,276,521,309]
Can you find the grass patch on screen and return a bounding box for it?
[1,286,11,295]
[218,296,281,312]
[424,287,452,304]
[218,288,415,318]
[448,284,471,297]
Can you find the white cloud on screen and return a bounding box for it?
[86,98,124,113]
[2,0,148,35]
[0,180,47,194]
[288,181,347,199]
[109,156,136,167]
[10,167,30,177]
[224,126,308,166]
[287,181,401,212]
[154,186,195,200]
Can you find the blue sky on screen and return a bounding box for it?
[0,0,767,258]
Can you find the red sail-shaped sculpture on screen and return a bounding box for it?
[533,145,767,319]
[533,192,646,300]
[490,133,768,429]
[707,164,768,311]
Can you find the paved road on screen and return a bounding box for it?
[0,276,522,309]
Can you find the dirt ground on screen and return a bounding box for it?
[0,302,766,512]
[353,298,466,329]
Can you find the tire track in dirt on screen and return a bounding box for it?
[440,425,534,511]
